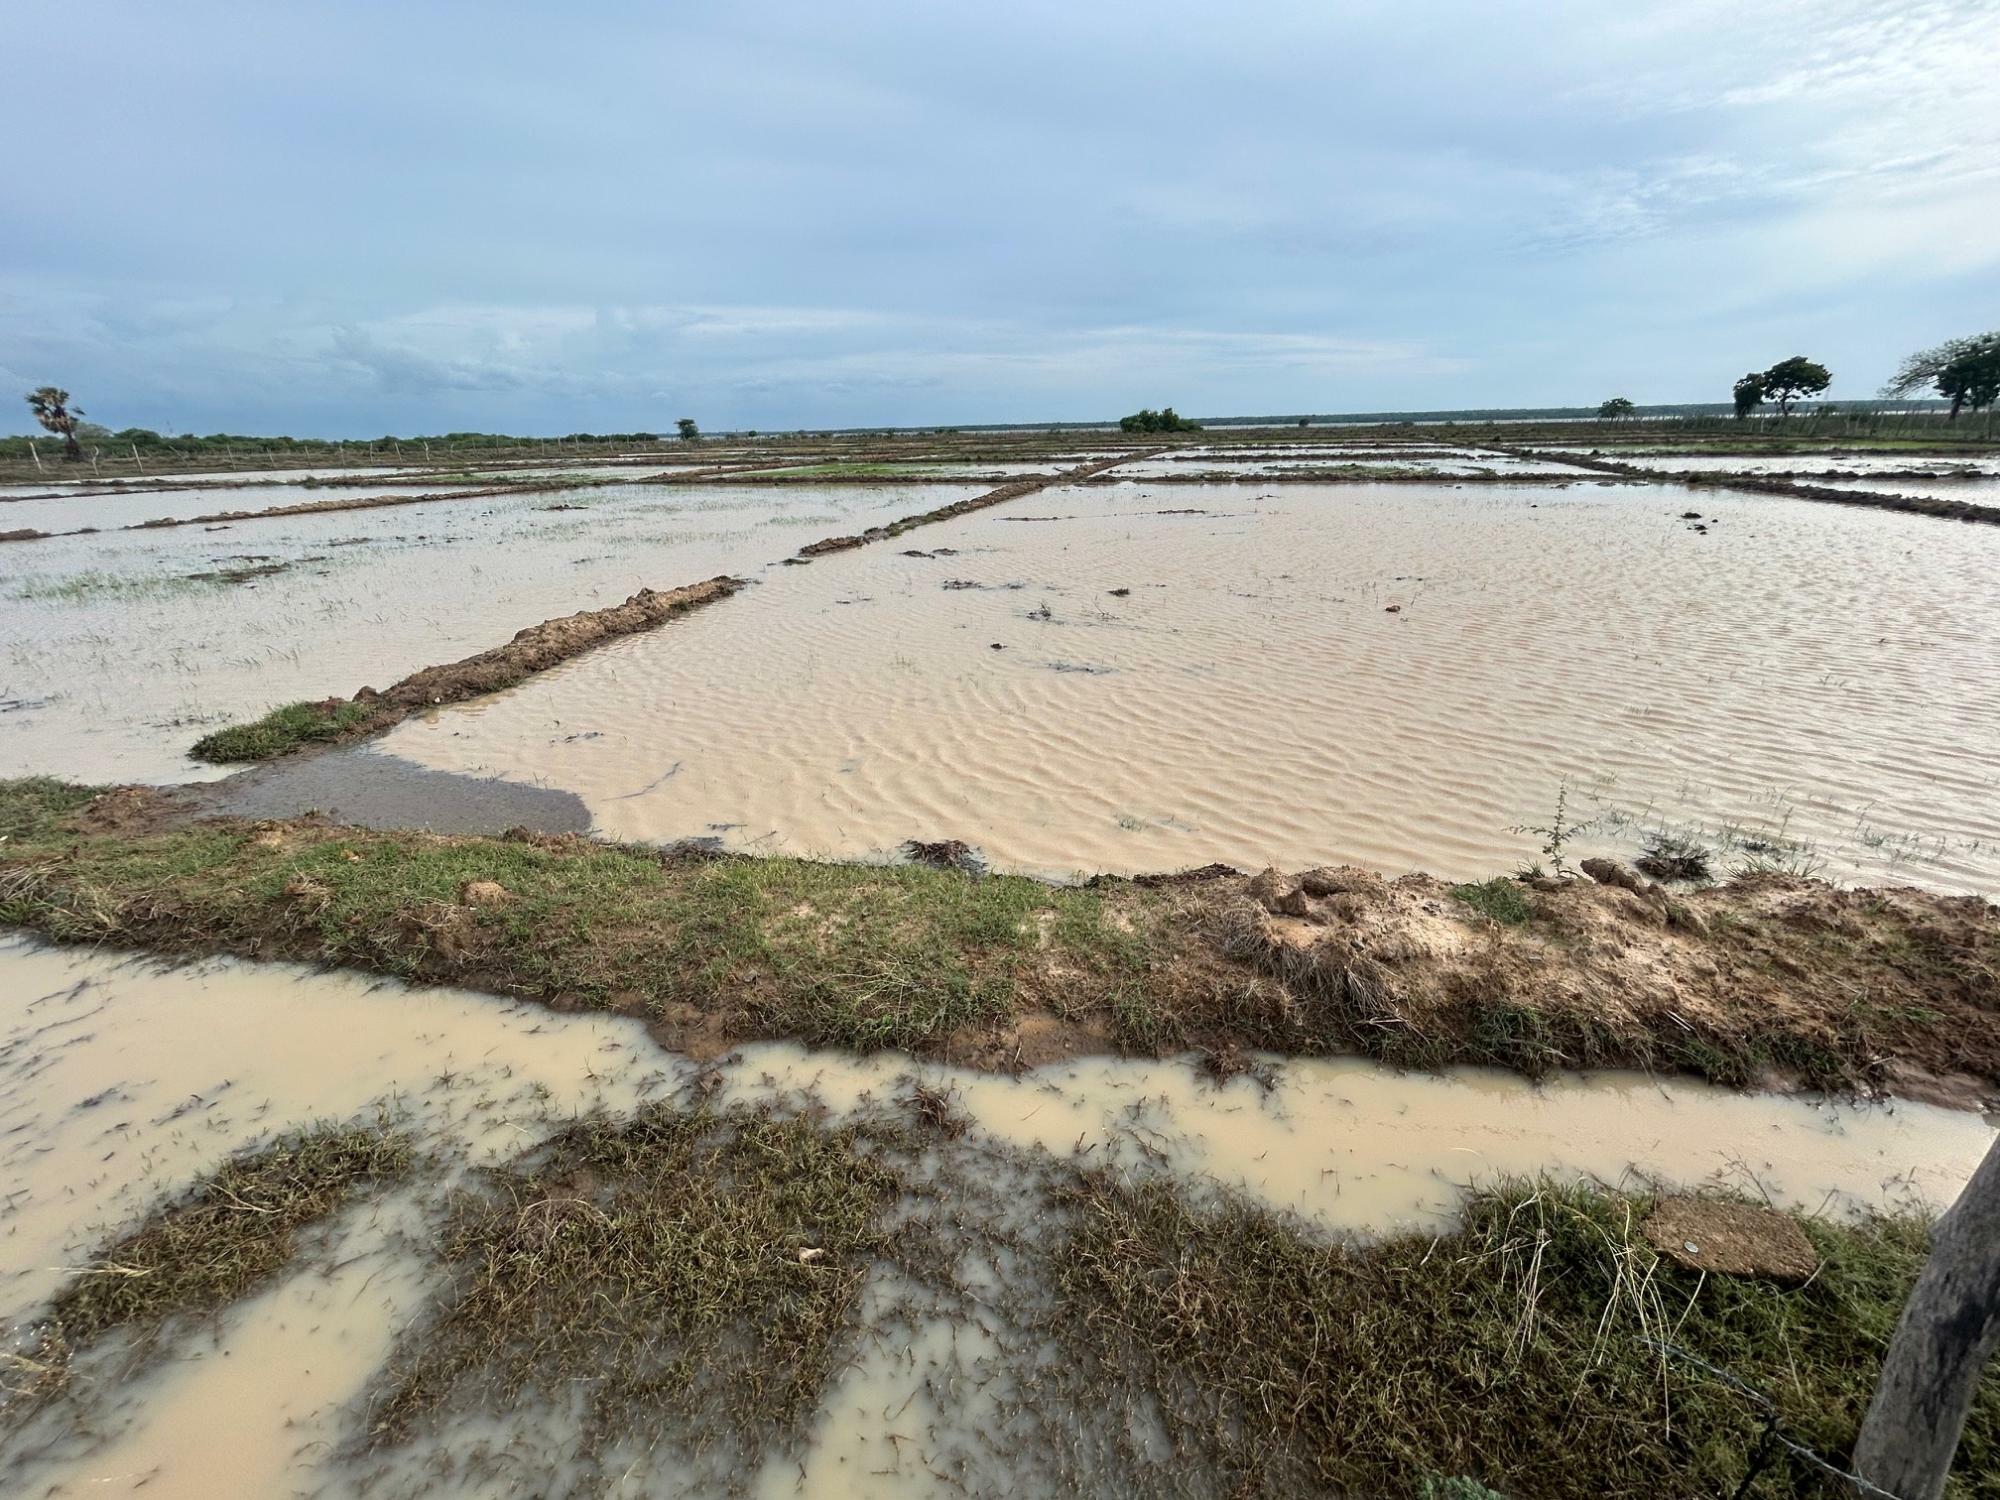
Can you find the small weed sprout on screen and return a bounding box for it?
[1510,781,1591,878]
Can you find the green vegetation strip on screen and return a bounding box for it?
[1054,1174,2000,1497]
[0,781,1151,1054]
[191,699,377,762]
[8,1124,409,1413]
[4,780,1999,1099]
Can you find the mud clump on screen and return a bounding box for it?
[1187,861,2000,1093]
[379,577,741,711]
[902,838,986,876]
[1642,1196,1819,1282]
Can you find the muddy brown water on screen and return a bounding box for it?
[380,477,2000,893]
[0,481,989,783]
[0,935,1989,1497]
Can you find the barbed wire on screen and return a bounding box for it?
[1638,1338,1903,1500]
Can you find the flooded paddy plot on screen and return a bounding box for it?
[1539,448,2000,478]
[1814,475,2000,506]
[385,476,2000,891]
[0,481,987,783]
[0,933,1989,1498]
[0,479,501,534]
[1109,445,1602,478]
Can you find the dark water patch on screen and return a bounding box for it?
[194,749,592,835]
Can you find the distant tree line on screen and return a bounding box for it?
[1119,407,1201,433]
[1,415,685,462]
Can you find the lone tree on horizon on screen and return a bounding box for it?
[1732,372,1766,418]
[1597,396,1635,419]
[676,417,699,442]
[1883,331,2000,419]
[1119,407,1201,434]
[25,386,84,460]
[1758,355,1831,416]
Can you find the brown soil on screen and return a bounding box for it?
[1642,1197,1820,1282]
[1188,860,2000,1097]
[1078,470,1626,486]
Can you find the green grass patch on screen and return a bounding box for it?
[9,569,220,604]
[0,796,1146,1054]
[189,698,379,762]
[1054,1175,2000,1498]
[50,1124,410,1348]
[0,776,102,843]
[1448,876,1532,925]
[5,1122,407,1418]
[367,1103,903,1477]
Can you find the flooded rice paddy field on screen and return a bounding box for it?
[1539,447,2000,476]
[0,935,1990,1499]
[4,432,2000,1493]
[0,479,500,533]
[383,474,2000,892]
[1108,444,1598,478]
[1,480,986,782]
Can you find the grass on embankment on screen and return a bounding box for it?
[0,781,1153,1054]
[24,1088,1982,1493]
[2,778,1996,1093]
[189,698,381,762]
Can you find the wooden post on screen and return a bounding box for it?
[132,442,144,472]
[1855,1134,2000,1497]
[29,440,43,471]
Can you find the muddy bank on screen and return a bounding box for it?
[3,785,1995,1102]
[190,575,744,762]
[794,450,1150,556]
[1502,445,2000,523]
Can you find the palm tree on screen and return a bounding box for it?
[25,387,84,461]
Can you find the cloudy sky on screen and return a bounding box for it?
[3,0,1994,434]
